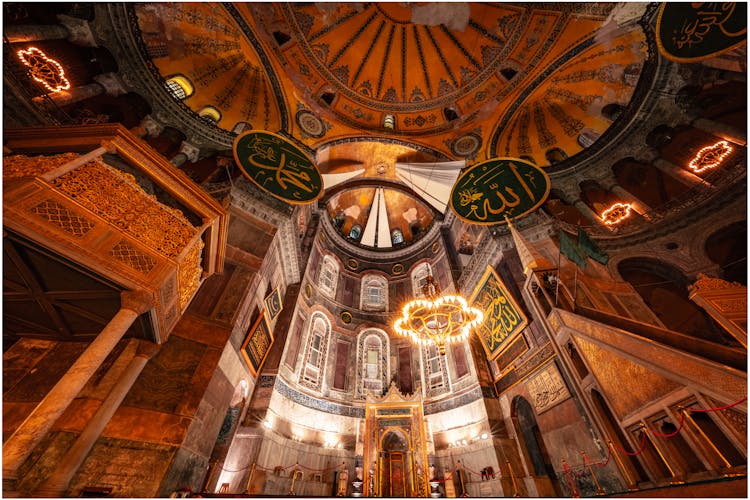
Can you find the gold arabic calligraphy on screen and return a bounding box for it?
[476,275,523,350]
[673,3,744,49]
[457,161,540,221]
[243,135,318,200]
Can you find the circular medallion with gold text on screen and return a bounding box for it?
[233,130,322,204]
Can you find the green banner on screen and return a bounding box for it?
[450,157,550,225]
[233,130,322,204]
[656,3,746,62]
[469,265,528,360]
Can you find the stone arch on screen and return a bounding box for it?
[617,257,730,344]
[612,157,690,209]
[356,328,390,398]
[543,189,587,226]
[579,179,617,217]
[511,395,563,496]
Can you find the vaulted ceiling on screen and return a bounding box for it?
[136,2,649,166]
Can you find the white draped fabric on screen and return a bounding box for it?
[394,161,465,213]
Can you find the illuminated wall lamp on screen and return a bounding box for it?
[17,47,71,93]
[600,202,632,226]
[688,140,733,173]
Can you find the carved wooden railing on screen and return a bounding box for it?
[3,124,228,340]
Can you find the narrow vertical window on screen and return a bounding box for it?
[300,314,330,391]
[319,255,339,299]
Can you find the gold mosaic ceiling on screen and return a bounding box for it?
[136,2,649,168]
[136,2,650,248]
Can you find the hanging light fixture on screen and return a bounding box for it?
[393,274,483,355]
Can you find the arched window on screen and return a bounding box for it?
[198,106,221,123]
[391,229,404,245]
[318,255,339,299]
[421,343,449,397]
[545,147,568,164]
[165,75,194,100]
[361,274,388,312]
[349,224,363,241]
[356,330,390,397]
[411,262,433,298]
[299,313,331,390]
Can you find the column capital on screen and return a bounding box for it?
[142,115,165,137]
[57,14,98,47]
[179,141,201,163]
[120,289,154,315]
[135,340,161,359]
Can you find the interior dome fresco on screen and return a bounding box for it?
[2,1,747,499]
[135,2,649,166]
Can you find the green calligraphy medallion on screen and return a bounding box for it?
[656,3,746,62]
[449,157,550,225]
[233,130,323,204]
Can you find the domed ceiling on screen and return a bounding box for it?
[134,2,651,247]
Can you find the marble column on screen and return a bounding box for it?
[5,24,69,43]
[5,17,96,47]
[692,117,747,146]
[171,141,201,166]
[652,158,712,188]
[170,152,189,167]
[2,290,154,488]
[35,339,161,497]
[573,199,605,226]
[33,73,126,107]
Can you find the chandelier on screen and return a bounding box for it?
[393,275,483,355]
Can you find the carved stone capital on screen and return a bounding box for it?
[141,115,165,137]
[93,72,128,97]
[179,141,201,163]
[120,289,154,315]
[57,14,98,47]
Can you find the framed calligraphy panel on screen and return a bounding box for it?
[241,313,274,376]
[470,265,528,360]
[449,157,550,225]
[264,288,283,320]
[233,130,323,204]
[656,3,746,62]
[526,361,570,413]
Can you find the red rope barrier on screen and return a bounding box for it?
[590,442,611,468]
[690,396,747,413]
[647,411,686,438]
[612,431,647,456]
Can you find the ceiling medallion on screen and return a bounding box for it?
[688,140,733,173]
[449,158,551,225]
[394,275,483,355]
[451,133,482,158]
[601,202,633,225]
[341,311,352,324]
[233,130,323,204]
[296,109,326,138]
[347,258,359,270]
[392,263,404,275]
[656,3,747,63]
